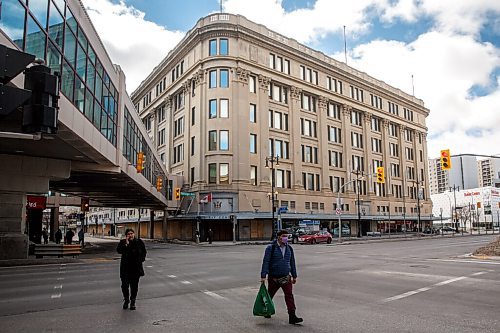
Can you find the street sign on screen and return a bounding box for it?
[336,208,342,215]
[181,192,195,197]
[278,206,288,214]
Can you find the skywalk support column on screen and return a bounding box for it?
[0,155,70,259]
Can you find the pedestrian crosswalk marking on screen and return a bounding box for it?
[54,285,63,289]
[180,280,192,284]
[51,293,61,299]
[202,290,225,300]
[167,275,176,278]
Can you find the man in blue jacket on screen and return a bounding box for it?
[260,229,303,325]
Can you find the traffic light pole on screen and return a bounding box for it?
[450,185,460,232]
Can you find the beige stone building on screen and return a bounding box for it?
[131,14,432,241]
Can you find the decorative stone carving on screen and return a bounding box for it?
[258,74,271,90]
[362,111,372,123]
[382,119,390,128]
[236,67,249,83]
[318,96,328,110]
[182,79,192,93]
[193,69,204,85]
[290,86,302,100]
[342,104,352,117]
[164,95,172,109]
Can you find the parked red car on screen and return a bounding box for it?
[297,231,332,244]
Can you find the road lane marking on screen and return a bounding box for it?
[427,259,500,265]
[51,293,61,299]
[167,275,177,278]
[180,280,192,285]
[57,277,64,281]
[54,285,63,289]
[202,290,225,300]
[382,272,486,303]
[146,265,153,268]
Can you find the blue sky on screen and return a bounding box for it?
[83,0,500,158]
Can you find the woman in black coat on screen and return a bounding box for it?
[117,228,147,310]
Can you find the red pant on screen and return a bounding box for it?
[267,277,296,314]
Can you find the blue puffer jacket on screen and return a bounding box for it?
[260,241,297,278]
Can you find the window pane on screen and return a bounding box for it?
[46,41,62,74]
[76,43,86,81]
[209,131,217,151]
[220,131,229,150]
[64,26,76,66]
[209,70,217,88]
[220,69,229,88]
[209,164,217,183]
[53,0,65,14]
[84,88,93,120]
[48,1,64,49]
[66,8,77,33]
[93,100,101,129]
[249,104,256,122]
[0,0,26,49]
[25,14,46,60]
[250,134,256,153]
[28,0,48,29]
[220,164,229,184]
[61,60,74,100]
[209,39,217,56]
[209,99,217,118]
[250,166,257,185]
[74,77,85,113]
[220,99,229,118]
[86,62,95,93]
[219,38,228,55]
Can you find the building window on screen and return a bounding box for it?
[301,118,317,137]
[370,94,383,109]
[326,77,343,94]
[220,69,229,88]
[209,130,217,151]
[220,99,229,118]
[300,65,318,84]
[351,110,362,126]
[301,145,318,164]
[389,143,399,157]
[371,117,381,132]
[269,110,288,131]
[269,53,290,74]
[391,163,400,177]
[209,163,217,183]
[173,144,184,163]
[190,167,195,186]
[250,134,257,153]
[209,39,217,56]
[405,147,414,160]
[351,132,363,149]
[250,166,257,185]
[249,75,256,93]
[301,93,316,112]
[269,138,290,159]
[209,70,217,88]
[371,138,382,153]
[174,116,184,137]
[404,107,414,121]
[268,82,288,104]
[389,102,399,116]
[219,163,229,184]
[350,85,364,102]
[352,155,364,172]
[158,129,165,146]
[329,151,343,168]
[219,38,228,55]
[209,99,217,118]
[389,123,398,137]
[220,130,229,150]
[404,128,413,142]
[250,104,257,123]
[191,136,195,156]
[327,102,341,119]
[191,107,196,125]
[328,126,342,143]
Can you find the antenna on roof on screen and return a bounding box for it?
[220,0,223,13]
[411,74,415,96]
[343,25,347,65]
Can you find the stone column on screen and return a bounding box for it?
[290,86,303,190]
[318,96,331,193]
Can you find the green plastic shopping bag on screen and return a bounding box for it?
[253,283,276,317]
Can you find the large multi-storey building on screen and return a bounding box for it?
[428,155,479,194]
[131,14,432,241]
[478,157,500,187]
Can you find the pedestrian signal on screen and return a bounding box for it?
[156,176,163,191]
[174,188,181,200]
[376,167,385,184]
[136,151,145,173]
[440,149,451,170]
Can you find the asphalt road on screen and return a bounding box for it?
[0,235,499,332]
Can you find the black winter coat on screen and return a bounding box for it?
[117,238,147,279]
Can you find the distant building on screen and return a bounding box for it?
[428,155,484,195]
[478,157,500,187]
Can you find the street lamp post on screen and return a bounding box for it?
[265,155,279,241]
[337,174,364,242]
[450,185,460,232]
[350,170,364,238]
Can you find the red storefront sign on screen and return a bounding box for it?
[26,195,47,210]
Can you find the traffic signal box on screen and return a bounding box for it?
[156,176,163,191]
[136,151,145,173]
[440,149,451,170]
[376,167,385,184]
[174,188,181,200]
[80,198,90,212]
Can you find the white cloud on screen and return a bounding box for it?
[82,0,184,93]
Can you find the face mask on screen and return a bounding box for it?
[281,236,288,244]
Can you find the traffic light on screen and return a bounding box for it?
[440,149,451,170]
[376,166,385,184]
[174,188,181,200]
[0,45,35,117]
[22,63,60,134]
[80,198,90,212]
[156,176,163,191]
[136,151,145,173]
